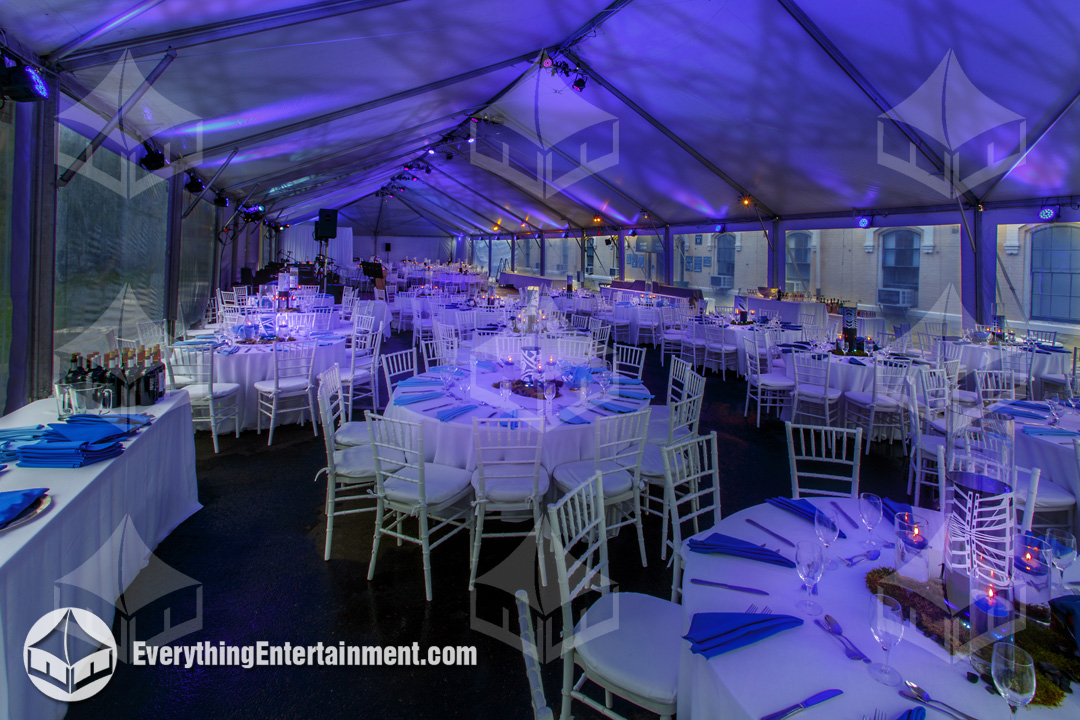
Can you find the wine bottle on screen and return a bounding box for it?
[62,354,80,385]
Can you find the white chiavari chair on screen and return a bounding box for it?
[255,340,318,445]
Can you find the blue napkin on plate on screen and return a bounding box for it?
[437,404,478,422]
[0,488,48,527]
[216,345,240,355]
[848,358,866,366]
[895,709,926,720]
[1021,426,1080,437]
[398,377,443,388]
[612,377,644,385]
[991,406,1045,420]
[558,408,591,425]
[475,360,497,372]
[1050,596,1080,652]
[498,409,520,429]
[766,497,847,539]
[683,612,803,658]
[592,400,636,414]
[394,392,445,406]
[687,532,796,567]
[1011,400,1049,411]
[613,389,653,400]
[881,497,912,524]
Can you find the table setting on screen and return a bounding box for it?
[678,494,1080,720]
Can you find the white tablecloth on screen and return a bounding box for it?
[215,339,346,430]
[953,342,1068,396]
[736,297,826,326]
[384,363,653,473]
[1012,407,1080,536]
[0,392,200,720]
[678,497,1080,720]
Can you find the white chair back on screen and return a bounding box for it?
[664,432,721,601]
[785,421,863,498]
[381,348,417,393]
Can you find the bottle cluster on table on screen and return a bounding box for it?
[62,347,167,407]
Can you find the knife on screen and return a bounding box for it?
[829,500,859,531]
[760,689,843,720]
[690,578,769,595]
[745,518,796,547]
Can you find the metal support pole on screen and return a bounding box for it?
[663,226,674,286]
[29,75,61,400]
[46,0,168,61]
[57,49,177,187]
[617,229,626,280]
[164,171,185,332]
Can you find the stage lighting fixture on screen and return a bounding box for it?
[741,196,752,207]
[629,229,638,237]
[542,57,553,68]
[184,173,205,194]
[467,137,475,144]
[714,224,724,233]
[446,152,454,160]
[427,148,436,155]
[592,214,602,223]
[572,76,587,92]
[213,193,230,208]
[856,215,872,229]
[138,141,169,171]
[1039,204,1060,222]
[0,62,49,102]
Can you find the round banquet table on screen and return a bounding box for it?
[951,341,1069,395]
[1007,401,1080,537]
[677,497,1080,720]
[214,337,346,430]
[383,361,654,473]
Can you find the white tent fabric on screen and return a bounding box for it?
[278,224,354,270]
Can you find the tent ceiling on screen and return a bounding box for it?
[4,0,1080,236]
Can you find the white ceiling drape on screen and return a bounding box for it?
[278,224,354,272]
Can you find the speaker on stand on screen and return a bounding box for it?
[314,209,339,293]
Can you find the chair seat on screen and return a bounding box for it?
[640,439,693,477]
[333,446,384,479]
[844,391,901,410]
[1014,474,1077,509]
[574,592,682,708]
[254,377,312,393]
[184,382,241,400]
[343,367,374,384]
[705,342,737,353]
[1041,373,1068,386]
[471,464,551,503]
[646,420,693,444]
[952,389,979,405]
[794,384,842,401]
[553,460,635,496]
[751,373,794,390]
[384,464,473,506]
[334,421,371,447]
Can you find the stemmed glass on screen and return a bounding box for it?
[815,508,840,571]
[499,378,512,409]
[859,493,883,549]
[867,594,905,686]
[795,541,824,617]
[991,642,1036,712]
[544,379,557,418]
[1046,529,1077,594]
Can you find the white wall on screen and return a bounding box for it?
[355,235,453,266]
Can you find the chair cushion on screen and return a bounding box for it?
[253,377,311,393]
[1013,474,1077,509]
[574,592,682,708]
[794,384,842,401]
[843,391,900,410]
[952,389,979,405]
[333,446,382,479]
[751,373,794,389]
[343,367,374,384]
[471,464,550,503]
[184,382,241,400]
[553,460,635,496]
[384,464,473,506]
[334,421,371,447]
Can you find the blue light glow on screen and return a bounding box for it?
[27,67,48,99]
[1038,206,1059,221]
[856,216,871,229]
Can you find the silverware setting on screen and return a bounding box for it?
[829,500,860,530]
[690,578,769,595]
[759,688,842,720]
[745,518,796,547]
[819,614,872,663]
[842,549,881,567]
[745,603,772,614]
[813,618,867,662]
[902,680,981,720]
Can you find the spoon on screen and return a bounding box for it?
[842,549,881,567]
[902,681,980,720]
[822,614,871,663]
[898,690,965,719]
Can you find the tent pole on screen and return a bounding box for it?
[46,0,167,61]
[428,165,541,232]
[164,171,185,335]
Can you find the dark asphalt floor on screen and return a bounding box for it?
[66,329,910,720]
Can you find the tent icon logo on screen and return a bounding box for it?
[470,59,620,200]
[877,50,1026,198]
[23,607,118,702]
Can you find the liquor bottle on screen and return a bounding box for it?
[62,354,81,385]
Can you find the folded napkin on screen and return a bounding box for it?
[894,709,926,720]
[558,408,592,425]
[687,532,796,568]
[1011,400,1050,411]
[499,409,520,429]
[766,497,848,539]
[848,358,866,366]
[881,497,912,524]
[393,392,445,406]
[683,612,803,658]
[175,338,217,346]
[67,413,153,428]
[474,360,497,373]
[398,377,443,388]
[1039,344,1069,353]
[1050,596,1080,652]
[16,439,124,467]
[613,389,653,400]
[0,426,50,441]
[0,488,49,527]
[437,404,478,422]
[991,406,1045,420]
[612,377,644,385]
[216,345,241,355]
[592,400,636,414]
[428,365,466,376]
[46,422,132,445]
[1021,426,1080,437]
[780,325,802,331]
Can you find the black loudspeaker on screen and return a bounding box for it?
[316,209,338,239]
[384,243,392,252]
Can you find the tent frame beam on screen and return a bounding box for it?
[428,164,541,232]
[46,0,168,62]
[415,177,504,232]
[466,143,585,231]
[394,195,457,237]
[399,190,492,235]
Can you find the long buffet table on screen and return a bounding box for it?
[0,392,200,720]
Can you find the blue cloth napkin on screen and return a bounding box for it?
[848,358,866,366]
[176,338,216,346]
[558,408,592,425]
[881,497,912,524]
[499,409,520,429]
[475,360,497,372]
[766,497,848,539]
[216,345,240,355]
[67,413,152,428]
[1011,400,1049,411]
[394,392,445,406]
[991,406,1045,420]
[592,400,636,414]
[0,488,48,527]
[46,423,132,444]
[0,426,50,441]
[683,612,803,658]
[613,389,653,400]
[16,439,124,467]
[687,532,796,567]
[780,325,802,331]
[428,365,466,376]
[1050,596,1080,652]
[398,377,443,388]
[1021,426,1080,437]
[612,377,644,385]
[437,404,478,422]
[894,709,926,720]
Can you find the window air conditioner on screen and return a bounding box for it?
[710,275,734,289]
[876,287,915,307]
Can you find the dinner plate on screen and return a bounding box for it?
[0,494,53,533]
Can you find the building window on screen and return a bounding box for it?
[785,231,812,293]
[880,228,921,305]
[1030,224,1080,322]
[712,233,736,290]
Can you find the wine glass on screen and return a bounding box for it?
[795,541,824,617]
[859,493,883,549]
[814,508,840,571]
[867,594,905,686]
[544,379,556,417]
[991,642,1036,711]
[1046,529,1077,594]
[499,378,512,408]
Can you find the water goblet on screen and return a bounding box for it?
[991,642,1036,712]
[1046,528,1077,594]
[859,492,883,549]
[867,594,905,686]
[814,508,840,571]
[499,378,512,408]
[794,541,824,617]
